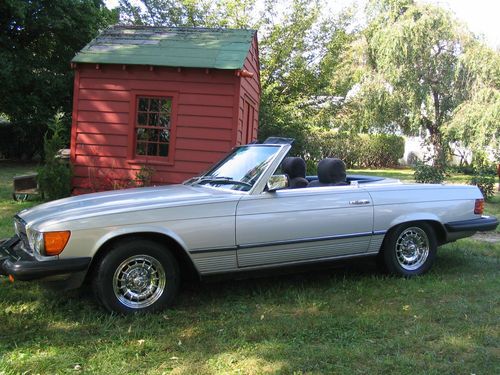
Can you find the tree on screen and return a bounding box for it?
[0,0,117,158]
[339,0,486,168]
[444,41,500,165]
[118,0,357,156]
[118,0,258,28]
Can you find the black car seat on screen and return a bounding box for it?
[308,158,349,187]
[281,157,309,189]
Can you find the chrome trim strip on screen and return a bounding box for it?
[238,231,373,250]
[201,251,380,275]
[190,246,238,254]
[190,231,381,254]
[373,230,387,236]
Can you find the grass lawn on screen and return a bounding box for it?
[0,164,499,374]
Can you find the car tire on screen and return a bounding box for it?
[381,222,437,277]
[92,238,180,314]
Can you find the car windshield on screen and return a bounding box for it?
[186,145,281,191]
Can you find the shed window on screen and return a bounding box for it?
[135,96,172,157]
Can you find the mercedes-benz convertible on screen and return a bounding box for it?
[1,138,498,313]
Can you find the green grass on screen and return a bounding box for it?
[0,162,39,238]
[0,163,499,374]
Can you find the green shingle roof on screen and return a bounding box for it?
[72,26,256,69]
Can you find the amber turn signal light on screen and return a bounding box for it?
[474,199,484,215]
[44,231,71,256]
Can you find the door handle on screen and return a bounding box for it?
[349,199,371,205]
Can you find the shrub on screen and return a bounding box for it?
[413,162,445,184]
[469,166,496,200]
[358,134,405,168]
[37,114,72,200]
[447,164,475,175]
[303,128,404,172]
[135,165,155,187]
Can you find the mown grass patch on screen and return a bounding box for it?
[0,163,498,374]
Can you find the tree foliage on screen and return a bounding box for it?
[118,0,258,28]
[0,0,117,158]
[118,0,357,156]
[444,42,500,164]
[3,0,498,167]
[339,0,499,167]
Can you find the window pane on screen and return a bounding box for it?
[137,112,147,125]
[138,98,149,112]
[159,114,170,128]
[159,144,169,157]
[159,129,170,142]
[136,142,146,155]
[150,99,160,112]
[148,113,159,126]
[136,128,147,141]
[147,142,158,156]
[161,99,171,114]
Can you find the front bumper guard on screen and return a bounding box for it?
[0,236,91,281]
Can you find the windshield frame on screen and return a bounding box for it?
[185,143,291,195]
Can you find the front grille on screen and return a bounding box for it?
[14,215,32,253]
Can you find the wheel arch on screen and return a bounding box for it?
[384,218,447,246]
[86,229,200,283]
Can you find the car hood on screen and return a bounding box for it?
[17,184,237,230]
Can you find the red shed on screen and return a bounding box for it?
[70,26,260,194]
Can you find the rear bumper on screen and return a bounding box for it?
[0,236,91,281]
[445,216,498,233]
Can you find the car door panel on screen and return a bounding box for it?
[236,187,374,267]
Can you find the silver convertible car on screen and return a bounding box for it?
[1,138,498,313]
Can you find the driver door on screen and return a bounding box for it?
[235,186,374,267]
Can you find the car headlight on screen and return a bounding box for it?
[26,229,71,256]
[27,229,44,254]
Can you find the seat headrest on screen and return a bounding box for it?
[317,158,346,184]
[281,157,306,179]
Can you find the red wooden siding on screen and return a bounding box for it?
[71,36,260,194]
[236,35,260,145]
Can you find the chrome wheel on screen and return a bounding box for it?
[112,255,166,309]
[395,227,430,271]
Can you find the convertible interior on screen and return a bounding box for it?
[280,157,384,188]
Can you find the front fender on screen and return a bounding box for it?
[90,225,191,258]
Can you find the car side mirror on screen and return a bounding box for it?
[267,175,289,192]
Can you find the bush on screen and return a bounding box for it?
[447,164,475,175]
[37,114,72,200]
[0,121,25,159]
[413,162,445,184]
[469,166,496,200]
[303,128,404,172]
[358,134,405,168]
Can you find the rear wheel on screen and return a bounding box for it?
[92,238,180,314]
[381,222,437,276]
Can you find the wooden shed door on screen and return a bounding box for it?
[242,98,256,144]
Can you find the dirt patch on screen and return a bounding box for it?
[471,232,500,243]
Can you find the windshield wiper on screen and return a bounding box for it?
[195,176,252,188]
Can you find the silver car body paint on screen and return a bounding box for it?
[14,143,485,281]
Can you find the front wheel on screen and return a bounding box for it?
[92,238,180,314]
[381,222,437,276]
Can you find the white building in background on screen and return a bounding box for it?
[399,136,497,166]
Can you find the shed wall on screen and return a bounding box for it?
[71,65,239,194]
[237,35,260,145]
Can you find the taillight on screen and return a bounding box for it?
[474,199,484,215]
